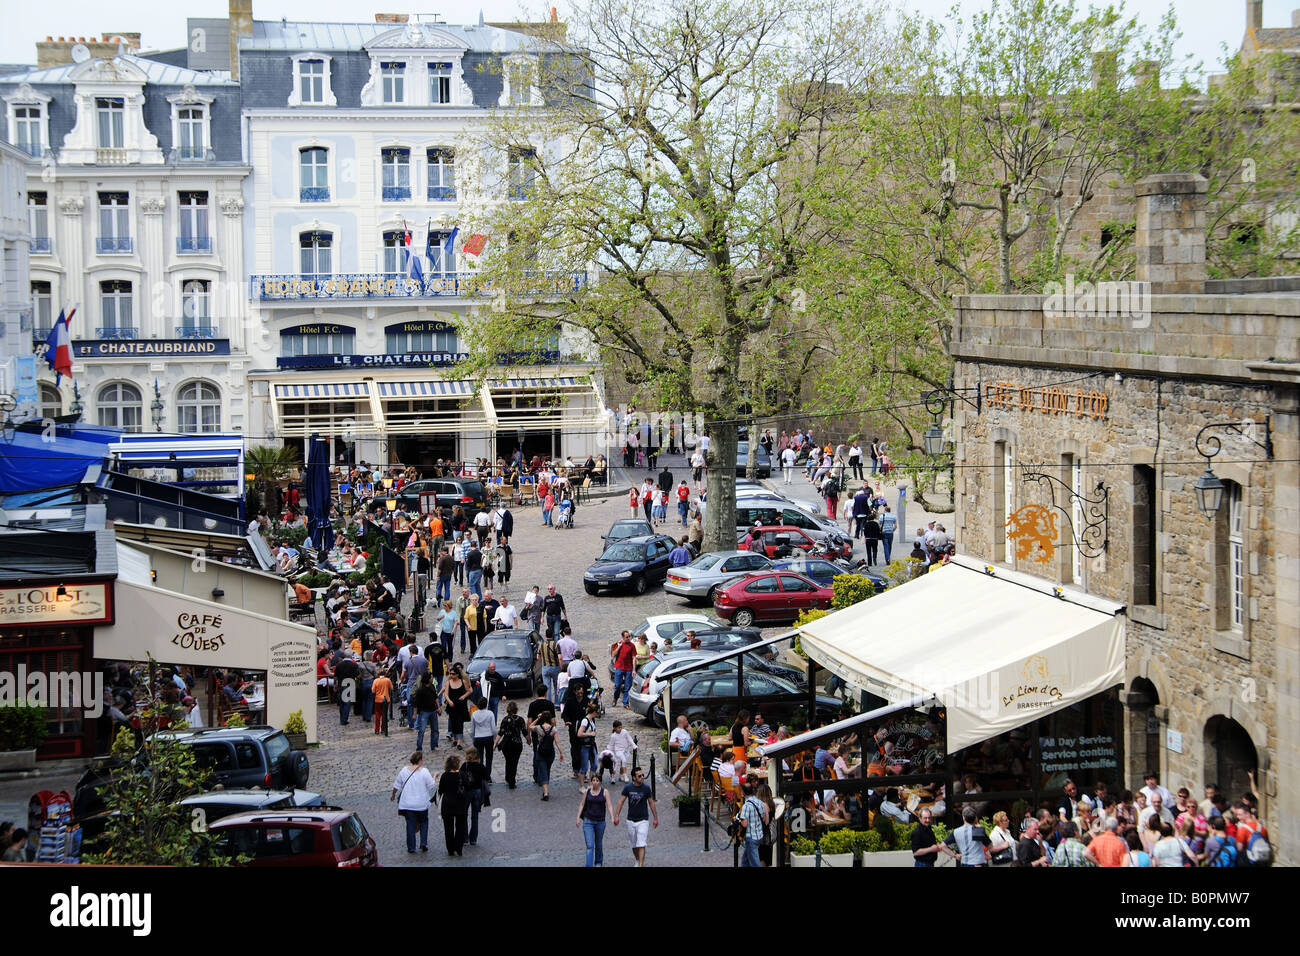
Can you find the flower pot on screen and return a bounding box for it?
[0,748,37,772]
[860,849,955,867]
[677,802,701,827]
[790,853,818,867]
[286,732,308,750]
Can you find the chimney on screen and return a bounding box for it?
[229,0,254,81]
[1134,173,1208,294]
[374,13,409,23]
[1090,50,1117,90]
[1247,0,1263,32]
[551,6,559,22]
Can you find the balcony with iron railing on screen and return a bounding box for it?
[251,270,588,301]
[96,326,138,339]
[382,185,412,202]
[177,236,212,254]
[97,236,134,254]
[300,186,330,203]
[29,237,51,254]
[175,324,218,339]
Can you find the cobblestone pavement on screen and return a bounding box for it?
[306,467,942,867]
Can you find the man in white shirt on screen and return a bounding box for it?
[391,751,437,854]
[668,715,694,758]
[1138,792,1175,831]
[781,445,797,484]
[184,695,202,728]
[608,720,636,782]
[1139,771,1174,810]
[566,654,589,694]
[492,597,519,629]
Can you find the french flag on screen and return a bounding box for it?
[402,223,424,285]
[43,307,75,385]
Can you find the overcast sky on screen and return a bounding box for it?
[0,0,1272,80]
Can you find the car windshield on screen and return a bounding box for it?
[610,522,647,537]
[687,554,721,570]
[598,544,645,562]
[479,638,529,659]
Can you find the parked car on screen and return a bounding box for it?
[734,496,849,544]
[464,628,544,697]
[583,534,678,594]
[773,557,886,592]
[711,570,834,627]
[651,670,841,729]
[628,648,807,720]
[737,525,821,559]
[663,550,773,601]
[179,788,326,826]
[208,809,379,867]
[601,519,654,546]
[395,477,489,517]
[607,613,717,680]
[735,441,772,479]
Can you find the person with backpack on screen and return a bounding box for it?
[1204,815,1238,867]
[822,472,840,520]
[412,674,441,752]
[1232,801,1273,866]
[437,754,469,856]
[576,773,613,867]
[576,703,600,779]
[495,701,527,789]
[529,709,562,801]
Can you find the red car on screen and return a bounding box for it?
[712,570,833,627]
[209,810,379,867]
[740,525,821,559]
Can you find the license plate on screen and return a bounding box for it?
[668,575,683,584]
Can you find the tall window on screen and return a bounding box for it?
[300,231,332,279]
[508,147,536,200]
[95,97,125,148]
[299,147,329,202]
[176,106,205,159]
[298,58,325,103]
[381,62,405,103]
[281,329,355,356]
[382,231,402,277]
[97,192,131,253]
[427,148,455,201]
[98,382,142,431]
[28,192,49,253]
[993,440,1013,563]
[381,147,411,201]
[1212,482,1246,632]
[427,231,456,276]
[1059,454,1084,585]
[178,191,209,252]
[31,281,52,335]
[386,328,458,353]
[1132,465,1157,605]
[14,106,42,156]
[177,381,221,433]
[509,60,534,105]
[429,62,453,104]
[99,280,134,336]
[180,280,212,336]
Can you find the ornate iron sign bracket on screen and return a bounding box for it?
[1018,466,1109,558]
[1195,417,1273,462]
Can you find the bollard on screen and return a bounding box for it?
[649,753,656,800]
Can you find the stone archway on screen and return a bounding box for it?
[1125,677,1161,790]
[1203,715,1258,803]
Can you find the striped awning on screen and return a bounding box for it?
[377,380,476,397]
[273,383,371,399]
[491,377,579,389]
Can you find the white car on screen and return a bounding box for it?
[609,613,717,681]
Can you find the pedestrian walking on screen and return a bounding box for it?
[879,505,897,564]
[372,667,393,736]
[612,767,658,867]
[436,600,457,660]
[610,630,636,708]
[463,594,483,654]
[542,584,567,639]
[864,513,882,566]
[496,701,527,789]
[437,754,468,856]
[737,780,768,867]
[576,703,600,778]
[441,663,472,749]
[529,709,562,801]
[470,695,497,779]
[461,745,490,846]
[391,751,436,854]
[466,541,484,599]
[435,548,454,603]
[412,674,441,752]
[538,628,562,704]
[576,773,612,867]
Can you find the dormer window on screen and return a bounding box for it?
[289,53,336,107]
[382,63,406,104]
[177,108,204,159]
[500,56,540,107]
[430,62,453,104]
[5,85,52,158]
[96,98,125,148]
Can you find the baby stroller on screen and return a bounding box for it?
[588,673,606,718]
[556,497,575,529]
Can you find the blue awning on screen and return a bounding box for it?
[274,383,371,399]
[377,380,476,397]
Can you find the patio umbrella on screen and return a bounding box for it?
[305,433,334,555]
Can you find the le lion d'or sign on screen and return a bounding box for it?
[0,583,112,627]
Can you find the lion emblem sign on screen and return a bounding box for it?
[1006,504,1058,563]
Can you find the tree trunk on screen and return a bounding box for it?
[703,421,739,554]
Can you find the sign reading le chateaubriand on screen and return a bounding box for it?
[0,583,112,627]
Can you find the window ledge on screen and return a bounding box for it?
[1129,605,1166,630]
[1213,631,1250,661]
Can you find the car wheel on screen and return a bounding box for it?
[583,582,599,595]
[732,608,755,628]
[689,717,710,736]
[632,575,648,595]
[290,751,310,789]
[705,584,719,603]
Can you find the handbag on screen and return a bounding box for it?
[395,765,415,818]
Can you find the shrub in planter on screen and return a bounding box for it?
[283,709,308,747]
[224,712,248,728]
[0,704,48,751]
[872,813,896,849]
[893,822,916,849]
[854,829,885,854]
[790,836,817,857]
[818,828,858,855]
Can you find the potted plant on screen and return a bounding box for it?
[283,709,308,749]
[0,703,48,771]
[672,793,701,827]
[789,835,819,867]
[817,827,857,867]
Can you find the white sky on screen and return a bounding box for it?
[0,1,1273,79]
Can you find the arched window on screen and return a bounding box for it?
[177,380,221,433]
[39,384,61,420]
[1204,716,1257,804]
[98,382,142,432]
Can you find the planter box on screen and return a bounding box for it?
[677,802,701,827]
[861,849,955,867]
[285,732,308,750]
[790,851,855,868]
[0,748,37,772]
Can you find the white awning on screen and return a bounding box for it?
[377,380,477,397]
[795,554,1126,752]
[274,382,371,399]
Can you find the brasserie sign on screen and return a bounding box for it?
[0,583,112,627]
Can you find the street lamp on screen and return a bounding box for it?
[1192,418,1273,520]
[150,379,165,432]
[923,422,945,457]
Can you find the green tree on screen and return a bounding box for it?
[245,444,301,519]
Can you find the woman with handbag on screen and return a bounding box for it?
[576,703,600,778]
[576,772,612,867]
[391,751,436,854]
[441,663,472,750]
[988,811,1016,866]
[461,746,490,847]
[529,710,562,801]
[437,754,469,856]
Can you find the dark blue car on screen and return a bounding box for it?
[772,557,886,592]
[583,534,678,595]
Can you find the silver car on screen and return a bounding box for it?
[663,550,772,601]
